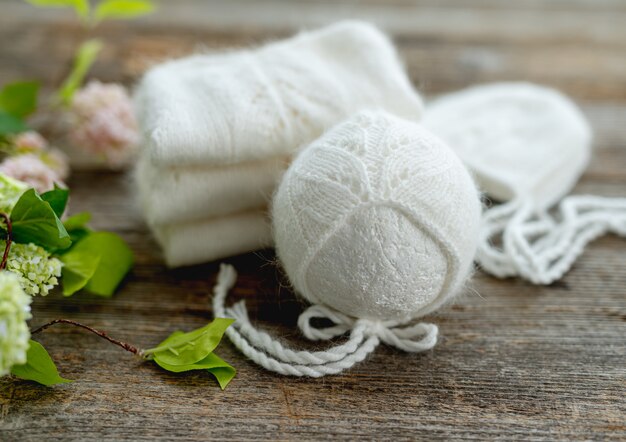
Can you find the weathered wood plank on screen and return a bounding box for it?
[1,0,625,440]
[2,0,626,100]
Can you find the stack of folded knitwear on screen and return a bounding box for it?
[134,21,424,267]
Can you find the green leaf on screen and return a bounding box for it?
[57,39,103,105]
[94,0,155,22]
[146,318,235,366]
[11,189,71,250]
[24,0,90,21]
[10,340,73,386]
[0,111,28,135]
[59,231,133,297]
[154,352,236,390]
[59,248,100,295]
[68,227,90,244]
[63,211,91,231]
[0,81,39,118]
[63,212,92,244]
[40,186,69,218]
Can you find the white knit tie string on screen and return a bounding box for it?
[479,195,626,284]
[298,304,439,353]
[212,264,438,377]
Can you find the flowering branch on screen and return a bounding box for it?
[0,212,12,270]
[30,319,143,357]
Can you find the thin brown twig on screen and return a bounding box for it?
[0,212,12,270]
[30,319,143,356]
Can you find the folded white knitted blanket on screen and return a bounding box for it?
[134,20,423,168]
[152,210,272,267]
[136,155,287,225]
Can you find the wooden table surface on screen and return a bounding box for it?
[1,1,625,440]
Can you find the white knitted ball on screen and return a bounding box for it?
[272,111,481,322]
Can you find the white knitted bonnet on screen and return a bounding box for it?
[424,82,591,210]
[212,111,482,377]
[423,82,626,284]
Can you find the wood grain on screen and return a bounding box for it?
[0,0,625,440]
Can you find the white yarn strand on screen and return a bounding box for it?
[479,196,626,284]
[212,264,439,377]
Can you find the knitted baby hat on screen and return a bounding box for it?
[134,20,423,167]
[423,82,626,284]
[424,83,591,210]
[212,111,482,377]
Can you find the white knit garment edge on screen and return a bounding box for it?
[152,210,272,267]
[423,82,626,285]
[136,155,287,225]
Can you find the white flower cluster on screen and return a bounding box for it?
[0,271,32,375]
[3,242,63,296]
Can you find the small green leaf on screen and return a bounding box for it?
[63,211,91,231]
[57,39,103,105]
[11,340,72,386]
[25,0,90,21]
[154,352,236,390]
[146,318,235,366]
[0,81,39,118]
[59,231,133,297]
[94,0,155,22]
[11,189,71,250]
[0,111,28,135]
[40,186,69,218]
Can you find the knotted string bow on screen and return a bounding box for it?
[297,304,438,352]
[212,264,438,377]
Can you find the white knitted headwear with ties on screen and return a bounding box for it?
[212,111,482,377]
[423,82,626,284]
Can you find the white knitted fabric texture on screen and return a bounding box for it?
[134,20,423,168]
[134,20,424,267]
[423,82,626,284]
[213,111,482,376]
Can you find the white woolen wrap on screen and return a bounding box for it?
[423,82,626,284]
[213,111,482,376]
[134,20,423,168]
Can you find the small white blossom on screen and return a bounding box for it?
[3,242,63,296]
[12,131,48,153]
[0,271,32,375]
